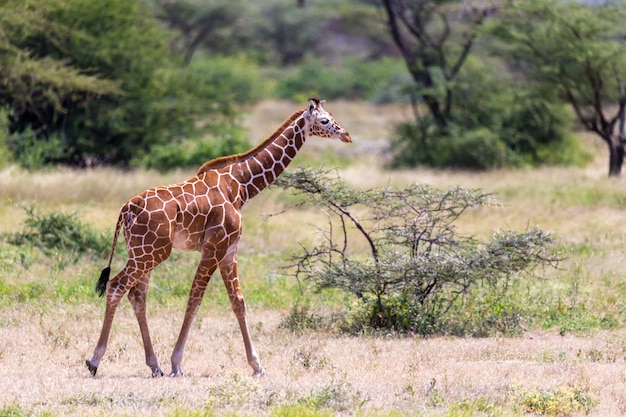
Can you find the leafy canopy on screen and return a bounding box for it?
[0,0,254,169]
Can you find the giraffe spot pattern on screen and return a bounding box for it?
[87,99,352,377]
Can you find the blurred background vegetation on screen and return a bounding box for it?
[0,0,624,173]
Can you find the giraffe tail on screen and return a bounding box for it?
[95,211,124,297]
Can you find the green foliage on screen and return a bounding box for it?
[489,0,626,104]
[0,403,53,417]
[297,378,369,412]
[155,0,247,66]
[280,299,331,334]
[0,0,124,107]
[270,405,333,417]
[140,123,251,172]
[487,0,626,176]
[0,108,12,167]
[155,0,393,69]
[165,409,217,417]
[137,55,269,171]
[3,207,109,260]
[5,129,65,171]
[0,0,249,169]
[390,56,591,169]
[251,2,330,66]
[444,398,505,417]
[511,385,599,416]
[276,167,562,336]
[275,58,411,103]
[391,122,508,170]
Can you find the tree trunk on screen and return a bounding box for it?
[607,135,624,177]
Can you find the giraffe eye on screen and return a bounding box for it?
[320,118,330,125]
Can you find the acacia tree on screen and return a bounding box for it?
[275,168,560,335]
[155,0,245,66]
[379,0,499,129]
[491,0,626,177]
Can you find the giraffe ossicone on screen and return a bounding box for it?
[85,98,352,377]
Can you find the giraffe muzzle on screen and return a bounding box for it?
[339,132,353,143]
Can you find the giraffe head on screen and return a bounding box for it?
[303,98,352,143]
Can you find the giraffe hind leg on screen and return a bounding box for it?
[86,359,98,376]
[86,263,145,376]
[86,267,113,375]
[86,279,125,376]
[128,284,164,377]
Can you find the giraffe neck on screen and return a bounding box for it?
[196,110,308,205]
[235,115,307,203]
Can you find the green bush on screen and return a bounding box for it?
[134,55,269,171]
[4,207,109,260]
[5,129,65,171]
[140,124,251,172]
[513,385,599,416]
[276,168,562,336]
[391,123,508,170]
[0,108,12,168]
[275,58,411,103]
[1,0,255,169]
[389,56,591,169]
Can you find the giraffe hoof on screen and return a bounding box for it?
[252,368,265,377]
[86,360,98,377]
[169,365,184,377]
[151,367,165,378]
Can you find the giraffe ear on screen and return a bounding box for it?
[305,99,318,120]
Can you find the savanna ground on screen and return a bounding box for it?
[1,101,625,416]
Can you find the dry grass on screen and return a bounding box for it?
[1,100,626,416]
[1,305,625,416]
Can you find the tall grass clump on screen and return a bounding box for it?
[275,167,563,336]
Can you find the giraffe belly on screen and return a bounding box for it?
[172,229,203,251]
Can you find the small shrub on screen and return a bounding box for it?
[0,404,42,417]
[5,129,64,171]
[270,405,333,417]
[446,397,503,416]
[512,385,599,416]
[297,378,369,412]
[4,207,109,260]
[0,108,12,168]
[280,301,323,333]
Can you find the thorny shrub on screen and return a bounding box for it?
[274,167,562,336]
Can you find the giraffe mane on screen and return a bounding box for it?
[196,109,305,175]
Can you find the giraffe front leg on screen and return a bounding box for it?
[236,307,264,377]
[170,257,216,377]
[220,255,264,376]
[128,284,164,377]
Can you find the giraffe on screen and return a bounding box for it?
[85,98,352,377]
